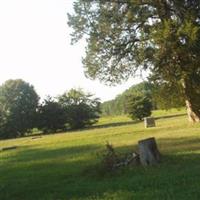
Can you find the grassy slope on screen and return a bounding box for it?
[1,109,200,200]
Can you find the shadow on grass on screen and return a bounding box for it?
[83,120,140,131]
[1,136,200,200]
[154,113,186,120]
[87,113,186,131]
[0,143,101,163]
[158,136,200,153]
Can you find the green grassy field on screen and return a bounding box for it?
[1,109,200,200]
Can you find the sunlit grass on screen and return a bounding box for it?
[152,107,186,117]
[1,109,200,200]
[97,108,186,126]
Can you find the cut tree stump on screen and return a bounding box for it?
[144,117,156,128]
[138,137,160,166]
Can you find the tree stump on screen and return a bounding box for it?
[138,137,160,166]
[144,117,156,128]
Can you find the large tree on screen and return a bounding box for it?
[68,0,200,122]
[37,97,67,133]
[58,88,101,129]
[151,80,185,110]
[0,79,39,138]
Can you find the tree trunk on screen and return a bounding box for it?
[185,100,200,122]
[181,78,200,123]
[138,137,160,166]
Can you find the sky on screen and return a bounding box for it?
[0,0,142,102]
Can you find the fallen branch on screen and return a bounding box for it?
[113,152,139,168]
[102,137,161,171]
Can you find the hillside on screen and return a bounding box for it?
[101,82,152,116]
[101,81,185,116]
[1,109,200,200]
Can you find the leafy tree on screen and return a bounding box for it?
[100,100,114,116]
[37,97,67,133]
[68,0,200,122]
[151,80,185,110]
[58,88,100,129]
[101,82,153,116]
[0,79,39,138]
[101,81,184,116]
[125,95,152,120]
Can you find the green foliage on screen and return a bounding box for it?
[0,83,101,137]
[37,97,67,133]
[68,0,200,120]
[101,82,152,116]
[0,79,39,139]
[59,88,101,129]
[125,95,152,120]
[151,80,185,110]
[101,80,185,116]
[68,0,200,83]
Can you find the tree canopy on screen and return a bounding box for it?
[101,81,152,116]
[37,97,67,133]
[151,80,185,110]
[58,88,101,129]
[68,0,200,122]
[0,79,39,138]
[0,79,102,139]
[101,81,184,116]
[125,94,152,120]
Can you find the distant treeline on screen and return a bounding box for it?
[0,79,101,139]
[101,81,185,116]
[0,79,185,139]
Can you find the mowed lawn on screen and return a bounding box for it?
[1,110,200,200]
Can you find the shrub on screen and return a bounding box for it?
[58,88,101,129]
[125,95,152,120]
[37,97,67,133]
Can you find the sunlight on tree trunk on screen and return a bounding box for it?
[185,100,200,123]
[182,79,200,123]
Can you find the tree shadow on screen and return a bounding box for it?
[0,143,101,163]
[91,120,140,129]
[154,113,186,120]
[1,136,200,200]
[157,136,200,153]
[87,113,186,131]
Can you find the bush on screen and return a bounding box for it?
[58,88,101,129]
[37,97,67,133]
[125,95,152,120]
